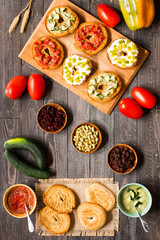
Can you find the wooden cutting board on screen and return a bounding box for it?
[19,0,149,115]
[35,178,119,236]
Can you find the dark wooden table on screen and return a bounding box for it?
[1,0,160,240]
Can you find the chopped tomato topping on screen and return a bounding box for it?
[33,37,61,68]
[76,24,105,51]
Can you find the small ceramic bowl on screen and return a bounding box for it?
[117,183,152,217]
[37,103,67,134]
[3,184,37,218]
[107,144,138,175]
[71,122,102,154]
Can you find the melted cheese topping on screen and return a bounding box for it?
[47,7,76,33]
[63,55,91,85]
[88,73,118,100]
[107,39,138,69]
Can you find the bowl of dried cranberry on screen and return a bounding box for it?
[107,144,138,175]
[37,103,67,133]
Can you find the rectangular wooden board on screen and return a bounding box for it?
[35,178,119,236]
[19,0,149,115]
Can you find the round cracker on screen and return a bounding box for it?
[87,71,122,102]
[62,54,92,85]
[74,22,108,55]
[107,38,139,70]
[45,6,79,38]
[32,36,64,70]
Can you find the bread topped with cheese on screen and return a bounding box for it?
[45,6,79,37]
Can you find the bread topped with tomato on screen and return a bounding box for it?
[32,36,64,70]
[74,22,108,55]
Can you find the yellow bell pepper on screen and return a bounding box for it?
[119,0,155,31]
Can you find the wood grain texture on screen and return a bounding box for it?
[1,0,160,240]
[19,0,149,115]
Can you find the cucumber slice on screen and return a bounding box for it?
[55,8,60,13]
[112,82,118,88]
[67,20,71,27]
[104,75,110,82]
[129,189,136,200]
[64,12,71,18]
[135,202,142,207]
[62,24,69,31]
[48,19,53,23]
[71,16,76,21]
[88,90,93,95]
[61,7,66,12]
[54,14,60,20]
[52,10,56,15]
[99,94,104,100]
[90,79,96,85]
[89,85,95,91]
[111,75,116,81]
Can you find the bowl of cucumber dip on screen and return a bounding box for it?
[117,183,152,217]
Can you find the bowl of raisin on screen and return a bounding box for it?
[37,103,67,133]
[107,144,138,175]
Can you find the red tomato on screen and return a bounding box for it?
[119,98,143,119]
[97,4,120,28]
[5,75,27,100]
[132,87,156,109]
[27,74,45,100]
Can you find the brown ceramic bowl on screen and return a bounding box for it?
[107,144,138,175]
[3,184,37,218]
[37,103,67,134]
[71,122,102,154]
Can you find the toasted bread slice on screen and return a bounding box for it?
[85,182,115,212]
[39,206,70,234]
[62,54,92,85]
[107,38,139,69]
[43,185,76,214]
[87,71,122,102]
[77,202,107,231]
[32,36,64,70]
[45,6,79,38]
[74,22,108,55]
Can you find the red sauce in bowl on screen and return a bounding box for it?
[7,186,35,215]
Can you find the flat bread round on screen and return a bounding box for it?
[39,206,70,234]
[45,6,79,37]
[85,182,115,212]
[77,202,107,231]
[43,184,76,214]
[62,54,92,85]
[107,38,139,69]
[32,36,64,70]
[87,71,122,102]
[74,22,108,55]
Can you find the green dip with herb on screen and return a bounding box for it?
[120,185,149,214]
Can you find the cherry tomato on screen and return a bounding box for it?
[5,75,27,100]
[132,87,156,109]
[119,98,143,119]
[97,4,120,28]
[27,74,45,100]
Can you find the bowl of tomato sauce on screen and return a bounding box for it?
[3,184,37,218]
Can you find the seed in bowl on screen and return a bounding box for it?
[73,125,99,152]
